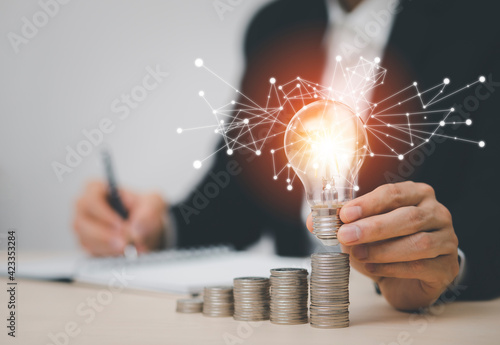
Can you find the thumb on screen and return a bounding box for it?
[125,194,166,253]
[128,207,149,245]
[127,202,160,253]
[120,189,139,210]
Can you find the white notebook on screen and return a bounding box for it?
[9,247,310,294]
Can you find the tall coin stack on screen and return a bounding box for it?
[202,286,234,317]
[310,252,350,328]
[269,268,309,325]
[233,277,270,321]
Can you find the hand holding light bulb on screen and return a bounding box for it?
[283,100,459,310]
[74,180,168,256]
[306,180,460,311]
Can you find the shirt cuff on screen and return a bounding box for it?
[454,247,467,285]
[435,247,467,303]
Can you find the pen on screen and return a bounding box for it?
[101,149,138,259]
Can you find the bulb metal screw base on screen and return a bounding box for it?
[311,205,343,246]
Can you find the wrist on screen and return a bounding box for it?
[378,278,441,312]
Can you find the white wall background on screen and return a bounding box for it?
[0,0,271,251]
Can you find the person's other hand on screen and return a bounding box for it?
[73,180,167,256]
[306,181,459,311]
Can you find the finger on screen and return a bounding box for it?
[339,244,350,254]
[129,205,164,251]
[127,201,150,243]
[81,184,124,228]
[346,251,384,281]
[350,228,458,263]
[338,204,449,245]
[306,214,313,233]
[74,215,126,256]
[340,182,435,223]
[126,194,166,251]
[364,255,459,286]
[120,189,139,210]
[124,220,141,249]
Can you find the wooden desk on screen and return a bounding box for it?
[1,263,499,344]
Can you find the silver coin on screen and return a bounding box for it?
[270,319,309,325]
[271,268,308,274]
[233,277,272,321]
[310,251,351,328]
[270,267,309,324]
[235,276,269,281]
[205,285,234,290]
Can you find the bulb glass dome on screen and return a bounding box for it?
[284,100,368,207]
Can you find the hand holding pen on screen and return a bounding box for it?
[101,149,137,258]
[72,151,168,257]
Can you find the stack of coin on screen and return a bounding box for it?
[202,286,234,317]
[233,277,270,321]
[310,252,350,328]
[269,268,309,325]
[176,298,204,313]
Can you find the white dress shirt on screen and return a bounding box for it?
[323,0,397,79]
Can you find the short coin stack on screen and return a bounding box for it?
[202,286,234,317]
[310,252,350,328]
[233,277,270,321]
[269,268,309,325]
[176,298,204,313]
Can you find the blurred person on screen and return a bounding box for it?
[73,0,500,310]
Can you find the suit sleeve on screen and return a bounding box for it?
[169,0,311,253]
[447,63,500,300]
[170,148,267,250]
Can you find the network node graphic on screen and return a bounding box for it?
[179,57,485,190]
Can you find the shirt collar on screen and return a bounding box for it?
[325,0,399,56]
[327,0,398,30]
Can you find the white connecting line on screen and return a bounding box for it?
[177,57,486,191]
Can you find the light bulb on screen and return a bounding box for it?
[284,100,368,246]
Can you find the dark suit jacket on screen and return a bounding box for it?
[172,0,500,300]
